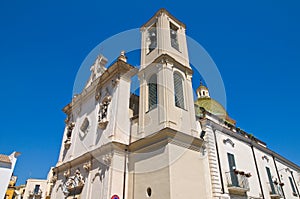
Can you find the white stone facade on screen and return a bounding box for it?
[23,179,48,199]
[50,8,300,199]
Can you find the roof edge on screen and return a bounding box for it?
[140,8,186,30]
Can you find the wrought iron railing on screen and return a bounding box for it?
[29,189,42,196]
[267,182,283,197]
[225,171,250,190]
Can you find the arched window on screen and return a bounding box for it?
[147,23,157,54]
[170,22,179,51]
[173,73,184,109]
[148,74,157,110]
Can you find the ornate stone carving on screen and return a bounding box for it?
[64,169,70,178]
[64,116,70,124]
[102,153,112,166]
[223,138,235,147]
[64,139,71,149]
[262,155,269,162]
[83,161,91,171]
[67,123,75,136]
[161,57,171,65]
[118,50,127,62]
[98,95,112,129]
[50,175,57,183]
[64,122,75,149]
[85,55,107,89]
[62,169,85,196]
[95,89,101,101]
[112,76,120,87]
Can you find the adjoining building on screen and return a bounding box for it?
[49,9,300,199]
[13,184,26,199]
[19,168,54,199]
[23,179,48,199]
[5,176,17,199]
[0,152,20,199]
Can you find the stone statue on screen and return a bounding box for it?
[85,55,108,89]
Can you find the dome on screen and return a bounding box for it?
[196,85,209,92]
[195,97,227,116]
[195,97,236,125]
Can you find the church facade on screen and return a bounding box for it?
[49,9,300,199]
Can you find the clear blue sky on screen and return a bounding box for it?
[0,0,299,185]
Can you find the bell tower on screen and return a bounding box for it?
[138,8,198,137]
[140,8,190,69]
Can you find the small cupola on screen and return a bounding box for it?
[196,81,210,98]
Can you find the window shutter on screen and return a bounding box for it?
[289,176,297,193]
[227,153,238,187]
[174,73,184,109]
[148,75,157,110]
[266,167,276,194]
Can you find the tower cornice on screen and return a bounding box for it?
[140,8,186,30]
[152,53,193,75]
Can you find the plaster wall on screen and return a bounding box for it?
[216,130,261,198]
[23,179,47,199]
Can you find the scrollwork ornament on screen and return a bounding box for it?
[102,153,113,166]
[83,161,92,171]
[64,169,70,178]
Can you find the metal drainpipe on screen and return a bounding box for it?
[272,155,286,199]
[290,171,300,197]
[213,128,225,194]
[251,145,265,199]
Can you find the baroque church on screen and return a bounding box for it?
[49,9,300,199]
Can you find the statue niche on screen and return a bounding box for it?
[98,95,111,129]
[64,122,75,149]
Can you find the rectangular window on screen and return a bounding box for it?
[266,167,276,194]
[174,73,184,109]
[34,184,40,194]
[170,22,179,51]
[148,75,157,111]
[227,153,238,187]
[289,176,297,194]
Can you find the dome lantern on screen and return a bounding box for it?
[196,81,210,98]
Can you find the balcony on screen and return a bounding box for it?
[29,189,42,198]
[226,171,250,195]
[267,182,283,199]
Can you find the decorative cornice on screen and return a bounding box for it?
[54,128,204,174]
[62,60,137,116]
[53,142,126,173]
[152,54,193,75]
[129,127,203,153]
[140,8,186,30]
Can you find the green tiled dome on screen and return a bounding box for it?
[195,97,227,117]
